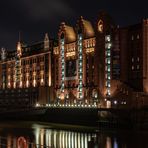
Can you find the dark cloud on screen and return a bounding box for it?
[19,0,76,20]
[0,0,147,49]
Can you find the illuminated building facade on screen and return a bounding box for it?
[0,33,55,107]
[53,12,120,105]
[0,11,148,108]
[53,11,148,107]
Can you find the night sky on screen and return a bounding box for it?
[0,0,147,50]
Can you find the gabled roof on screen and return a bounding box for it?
[59,22,76,43]
[77,16,95,38]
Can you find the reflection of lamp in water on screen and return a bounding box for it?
[17,137,27,148]
[106,137,111,148]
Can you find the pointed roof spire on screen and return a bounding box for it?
[44,33,49,51]
[19,31,21,42]
[44,33,49,41]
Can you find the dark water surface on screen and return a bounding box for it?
[0,121,148,148]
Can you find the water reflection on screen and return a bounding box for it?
[0,122,148,148]
[34,127,94,148]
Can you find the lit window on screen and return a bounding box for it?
[107,51,111,56]
[79,62,82,66]
[105,35,111,42]
[132,58,134,62]
[108,76,111,80]
[137,57,140,62]
[132,66,134,70]
[62,83,64,87]
[137,34,140,39]
[79,88,82,92]
[137,65,140,69]
[107,68,110,72]
[107,59,111,64]
[108,83,111,88]
[98,20,103,33]
[105,43,112,49]
[131,35,134,40]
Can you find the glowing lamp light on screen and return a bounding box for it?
[60,93,65,100]
[36,103,40,107]
[26,80,29,87]
[114,100,117,105]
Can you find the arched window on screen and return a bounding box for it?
[98,20,103,33]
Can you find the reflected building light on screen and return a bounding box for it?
[85,134,88,148]
[65,131,67,148]
[40,129,44,148]
[45,130,48,147]
[62,131,65,148]
[114,138,118,148]
[53,131,57,148]
[81,133,84,148]
[13,137,17,148]
[7,135,12,148]
[75,133,77,148]
[71,132,74,148]
[59,131,62,148]
[35,128,40,148]
[106,137,112,148]
[48,130,52,147]
[78,133,81,148]
[67,132,70,147]
[88,134,91,142]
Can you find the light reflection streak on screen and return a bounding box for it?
[114,138,118,148]
[85,133,88,148]
[40,129,44,148]
[81,133,84,148]
[33,127,95,148]
[59,131,62,148]
[106,137,111,148]
[65,131,67,148]
[78,133,80,148]
[62,131,65,148]
[48,130,51,147]
[75,132,77,148]
[53,130,57,147]
[71,132,74,148]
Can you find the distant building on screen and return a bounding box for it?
[114,19,148,108]
[0,33,55,107]
[0,11,148,108]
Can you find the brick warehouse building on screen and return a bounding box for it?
[0,11,148,108]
